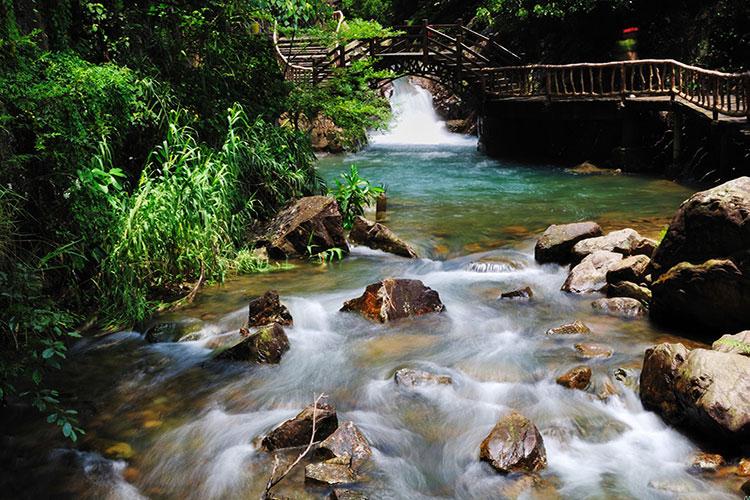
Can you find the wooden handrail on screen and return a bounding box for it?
[273,23,748,120]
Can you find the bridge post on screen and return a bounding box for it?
[312,58,319,85]
[746,73,750,121]
[338,43,346,68]
[712,75,719,121]
[422,19,429,64]
[545,70,552,103]
[369,38,376,58]
[455,33,463,82]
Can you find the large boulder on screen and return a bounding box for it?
[571,228,653,263]
[349,216,418,258]
[316,421,372,470]
[606,254,651,284]
[262,400,339,451]
[650,259,750,333]
[651,177,750,277]
[561,250,623,294]
[214,324,289,364]
[640,343,750,444]
[649,178,750,333]
[534,221,603,264]
[248,291,293,327]
[712,331,750,356]
[479,411,547,474]
[341,278,445,323]
[253,196,349,259]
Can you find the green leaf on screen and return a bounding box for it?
[62,422,72,437]
[47,413,58,423]
[42,348,55,359]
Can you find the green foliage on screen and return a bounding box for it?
[99,104,319,322]
[230,248,271,274]
[341,0,394,24]
[328,164,384,229]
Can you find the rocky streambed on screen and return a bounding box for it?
[5,126,750,498]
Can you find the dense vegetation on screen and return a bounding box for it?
[0,0,387,437]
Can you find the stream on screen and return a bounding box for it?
[10,78,742,499]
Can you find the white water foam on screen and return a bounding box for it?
[369,78,477,147]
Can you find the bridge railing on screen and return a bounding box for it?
[482,59,749,119]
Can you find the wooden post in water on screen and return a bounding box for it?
[376,193,387,222]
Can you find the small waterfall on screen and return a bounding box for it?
[370,77,476,147]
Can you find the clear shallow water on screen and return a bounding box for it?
[8,82,743,499]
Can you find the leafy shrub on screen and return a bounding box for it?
[328,164,384,229]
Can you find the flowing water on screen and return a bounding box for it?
[8,79,744,499]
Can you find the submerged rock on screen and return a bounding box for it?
[562,250,623,294]
[640,343,750,444]
[144,320,202,343]
[567,161,622,176]
[500,287,534,300]
[330,489,368,500]
[606,254,651,284]
[394,368,452,387]
[575,343,613,359]
[712,331,750,356]
[606,281,652,304]
[248,291,292,327]
[316,421,372,470]
[341,278,444,323]
[214,324,289,364]
[534,221,603,264]
[262,400,338,451]
[349,216,418,258]
[556,366,591,390]
[305,461,358,485]
[591,297,647,318]
[571,228,652,263]
[479,411,547,474]
[546,320,591,336]
[252,196,349,259]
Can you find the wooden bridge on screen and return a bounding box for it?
[274,22,749,122]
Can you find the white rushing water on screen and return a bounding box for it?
[369,78,477,147]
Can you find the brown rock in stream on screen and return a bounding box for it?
[330,489,368,500]
[252,195,349,259]
[262,400,338,451]
[349,216,418,258]
[606,254,651,284]
[546,320,591,336]
[248,291,292,327]
[562,251,623,294]
[316,421,372,470]
[214,324,289,364]
[712,331,750,356]
[690,452,725,473]
[341,278,444,323]
[305,461,358,485]
[571,228,653,262]
[575,343,614,359]
[479,411,547,474]
[640,343,750,444]
[606,282,652,304]
[591,297,647,318]
[534,222,603,264]
[500,287,534,300]
[556,366,592,390]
